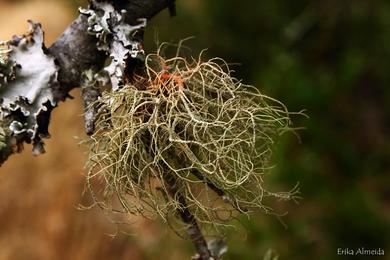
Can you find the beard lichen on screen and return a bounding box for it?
[85,49,299,232]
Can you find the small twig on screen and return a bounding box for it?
[190,169,248,214]
[163,173,213,260]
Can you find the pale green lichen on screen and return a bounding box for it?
[85,48,300,232]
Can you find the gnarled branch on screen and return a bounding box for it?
[0,0,174,165]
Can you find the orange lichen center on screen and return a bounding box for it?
[148,68,185,95]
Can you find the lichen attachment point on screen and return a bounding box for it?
[85,46,299,233]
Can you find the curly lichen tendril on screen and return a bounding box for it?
[86,48,300,232]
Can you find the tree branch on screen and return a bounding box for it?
[0,0,174,165]
[163,173,213,260]
[48,0,175,101]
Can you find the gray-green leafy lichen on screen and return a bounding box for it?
[0,21,59,155]
[80,1,146,91]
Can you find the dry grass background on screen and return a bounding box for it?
[0,1,185,259]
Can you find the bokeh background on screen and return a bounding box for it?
[0,0,389,259]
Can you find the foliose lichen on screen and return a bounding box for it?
[80,0,147,90]
[0,21,59,155]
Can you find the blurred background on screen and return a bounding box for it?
[0,0,389,259]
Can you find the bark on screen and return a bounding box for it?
[163,173,213,260]
[48,0,175,101]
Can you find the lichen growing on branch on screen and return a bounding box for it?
[80,1,146,91]
[85,47,299,232]
[0,21,58,155]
